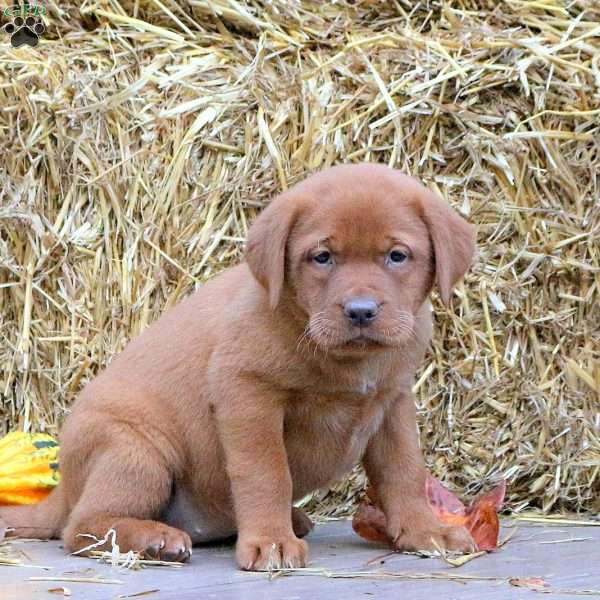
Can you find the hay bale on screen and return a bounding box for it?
[0,1,598,515]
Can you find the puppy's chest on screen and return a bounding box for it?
[284,395,387,489]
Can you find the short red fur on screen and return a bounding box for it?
[0,164,476,569]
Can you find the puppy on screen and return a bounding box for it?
[0,163,476,569]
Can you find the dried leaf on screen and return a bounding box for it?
[48,588,72,596]
[426,474,467,517]
[351,496,388,543]
[509,577,550,591]
[427,475,505,551]
[464,484,505,551]
[352,476,507,552]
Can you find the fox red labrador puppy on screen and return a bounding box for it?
[0,163,476,569]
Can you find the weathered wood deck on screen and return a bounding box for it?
[1,519,598,599]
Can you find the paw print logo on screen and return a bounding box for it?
[3,15,45,47]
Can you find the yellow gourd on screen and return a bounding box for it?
[0,432,60,505]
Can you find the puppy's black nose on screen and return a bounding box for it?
[343,297,379,327]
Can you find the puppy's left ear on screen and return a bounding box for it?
[420,189,476,306]
[246,192,300,310]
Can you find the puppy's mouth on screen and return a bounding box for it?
[345,332,383,346]
[303,311,416,353]
[344,331,401,352]
[305,327,399,352]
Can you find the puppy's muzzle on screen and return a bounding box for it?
[343,297,379,327]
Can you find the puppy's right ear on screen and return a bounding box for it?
[419,189,476,306]
[246,192,300,310]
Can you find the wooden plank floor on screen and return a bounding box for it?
[1,520,598,600]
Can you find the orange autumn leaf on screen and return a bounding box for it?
[352,498,389,543]
[352,475,506,552]
[509,577,550,591]
[426,474,506,550]
[464,480,506,551]
[425,474,466,515]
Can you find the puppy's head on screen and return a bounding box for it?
[246,164,475,353]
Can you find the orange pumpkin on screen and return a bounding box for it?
[0,432,60,505]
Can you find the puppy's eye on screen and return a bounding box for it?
[313,251,332,265]
[388,250,408,265]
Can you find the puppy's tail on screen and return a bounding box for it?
[0,484,68,539]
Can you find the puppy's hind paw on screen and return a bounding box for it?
[291,507,314,539]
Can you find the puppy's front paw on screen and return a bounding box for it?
[390,513,475,554]
[236,534,308,571]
